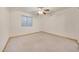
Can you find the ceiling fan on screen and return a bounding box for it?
[37,7,50,15]
[36,7,69,16]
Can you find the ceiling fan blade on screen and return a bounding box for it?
[43,12,47,15]
[44,9,50,11]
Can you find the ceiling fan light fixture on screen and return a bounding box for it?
[37,7,50,15]
[38,10,43,15]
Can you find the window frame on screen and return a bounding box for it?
[21,15,32,27]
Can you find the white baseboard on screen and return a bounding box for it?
[10,31,79,41]
[1,36,9,52]
[41,31,79,41]
[2,31,40,52]
[9,31,40,38]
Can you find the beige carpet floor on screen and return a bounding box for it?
[4,32,79,52]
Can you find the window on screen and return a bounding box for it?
[21,15,32,27]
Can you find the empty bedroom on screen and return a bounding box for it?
[0,7,79,52]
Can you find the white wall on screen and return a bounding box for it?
[10,10,40,37]
[40,8,79,40]
[0,8,10,51]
